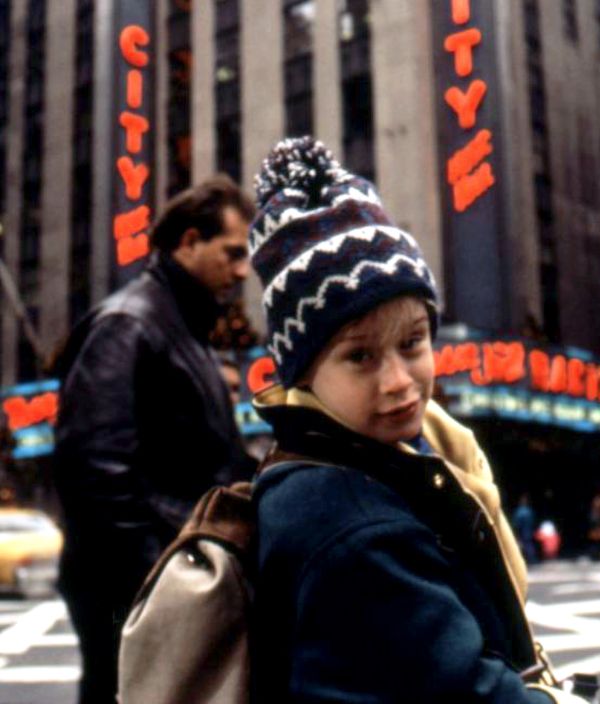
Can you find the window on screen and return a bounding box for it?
[17,307,39,380]
[522,0,560,341]
[338,0,374,180]
[0,0,10,218]
[19,0,46,318]
[562,0,579,43]
[578,115,599,209]
[167,2,191,196]
[283,0,315,137]
[523,0,540,43]
[69,0,94,326]
[214,0,241,181]
[540,264,560,342]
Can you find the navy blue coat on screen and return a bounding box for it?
[251,392,559,703]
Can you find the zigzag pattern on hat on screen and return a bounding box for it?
[262,224,417,307]
[269,252,435,363]
[249,184,382,257]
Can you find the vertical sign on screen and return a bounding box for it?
[111,0,155,287]
[432,0,509,331]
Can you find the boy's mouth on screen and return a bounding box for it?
[379,400,420,419]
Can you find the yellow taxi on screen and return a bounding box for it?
[0,507,63,598]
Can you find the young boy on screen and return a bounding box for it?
[249,137,585,703]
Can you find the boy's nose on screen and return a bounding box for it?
[379,352,412,395]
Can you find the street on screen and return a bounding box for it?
[527,559,600,680]
[0,597,79,704]
[0,560,598,703]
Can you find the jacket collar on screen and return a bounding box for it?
[253,385,441,478]
[254,385,452,462]
[147,250,221,342]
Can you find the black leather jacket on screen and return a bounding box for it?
[53,252,255,599]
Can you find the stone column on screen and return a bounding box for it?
[240,0,284,188]
[2,0,27,384]
[240,0,284,334]
[494,0,542,328]
[314,1,342,157]
[191,0,215,183]
[154,0,169,211]
[371,0,444,292]
[39,0,76,358]
[90,0,115,304]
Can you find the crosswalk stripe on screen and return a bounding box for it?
[535,598,600,615]
[536,633,600,652]
[528,571,600,584]
[526,601,600,635]
[0,665,81,683]
[553,654,600,682]
[0,602,30,612]
[0,614,19,625]
[0,601,66,655]
[35,633,78,647]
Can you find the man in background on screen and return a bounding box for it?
[53,175,257,704]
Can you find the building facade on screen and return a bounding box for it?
[1,0,600,382]
[2,0,600,549]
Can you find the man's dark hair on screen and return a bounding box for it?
[150,174,256,252]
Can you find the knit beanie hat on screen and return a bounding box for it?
[250,136,438,388]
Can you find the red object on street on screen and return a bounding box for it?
[534,521,561,559]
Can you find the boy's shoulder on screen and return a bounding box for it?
[255,461,412,519]
[254,462,417,562]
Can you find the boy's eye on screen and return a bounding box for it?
[347,348,373,364]
[401,332,426,351]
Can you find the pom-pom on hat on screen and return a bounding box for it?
[250,136,438,388]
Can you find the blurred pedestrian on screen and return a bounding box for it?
[512,493,538,564]
[249,137,581,702]
[218,351,243,406]
[535,520,562,560]
[53,176,257,704]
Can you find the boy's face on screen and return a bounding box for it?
[303,297,435,446]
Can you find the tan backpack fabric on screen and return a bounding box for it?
[118,481,254,704]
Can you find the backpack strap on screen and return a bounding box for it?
[133,482,254,605]
[180,481,254,551]
[257,446,330,475]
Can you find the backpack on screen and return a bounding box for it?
[117,481,255,704]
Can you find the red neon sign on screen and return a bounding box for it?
[434,342,600,403]
[247,356,277,394]
[113,24,151,267]
[443,0,495,213]
[2,392,59,432]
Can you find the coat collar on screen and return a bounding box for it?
[254,384,470,467]
[147,250,222,343]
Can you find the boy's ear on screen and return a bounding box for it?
[180,227,201,249]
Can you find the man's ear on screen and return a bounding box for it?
[179,227,201,249]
